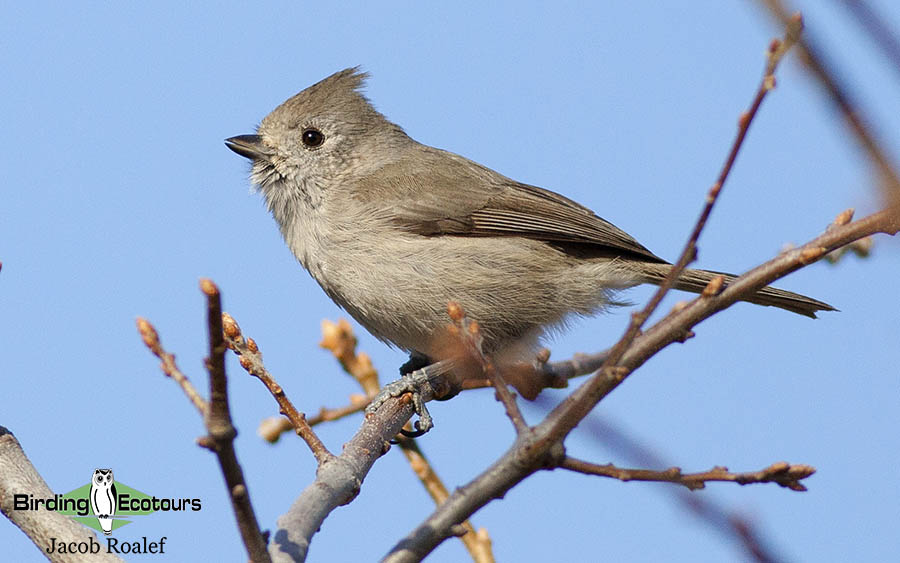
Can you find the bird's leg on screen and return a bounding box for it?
[399,352,432,376]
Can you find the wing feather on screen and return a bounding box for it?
[349,146,663,262]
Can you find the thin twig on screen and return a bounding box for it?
[223,312,334,465]
[536,207,898,453]
[136,318,207,414]
[541,350,609,383]
[453,348,601,394]
[307,396,368,425]
[836,0,900,80]
[257,397,369,443]
[534,20,806,455]
[447,303,529,434]
[561,457,815,492]
[396,437,495,563]
[598,15,804,378]
[320,319,380,397]
[198,279,271,563]
[548,411,789,563]
[761,0,900,203]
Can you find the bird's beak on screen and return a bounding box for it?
[225,135,271,160]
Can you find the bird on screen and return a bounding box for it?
[226,68,833,419]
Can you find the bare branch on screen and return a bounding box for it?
[223,313,334,465]
[319,319,380,397]
[396,437,495,563]
[269,389,423,561]
[315,318,495,562]
[310,319,494,563]
[447,303,528,435]
[561,457,815,492]
[836,0,900,80]
[307,396,369,426]
[565,413,789,563]
[257,396,369,444]
[537,207,898,453]
[197,280,271,563]
[761,0,900,205]
[136,317,207,415]
[599,16,803,379]
[456,348,600,394]
[267,315,456,560]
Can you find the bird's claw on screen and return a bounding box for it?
[366,367,436,435]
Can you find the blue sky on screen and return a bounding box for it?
[2,2,899,561]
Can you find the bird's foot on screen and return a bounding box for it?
[366,367,437,435]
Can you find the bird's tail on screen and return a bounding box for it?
[635,262,836,318]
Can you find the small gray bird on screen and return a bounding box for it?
[226,68,833,406]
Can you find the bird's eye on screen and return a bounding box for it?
[301,128,325,148]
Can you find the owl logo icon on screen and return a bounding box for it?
[90,468,117,535]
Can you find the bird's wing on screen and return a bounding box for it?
[350,147,663,262]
